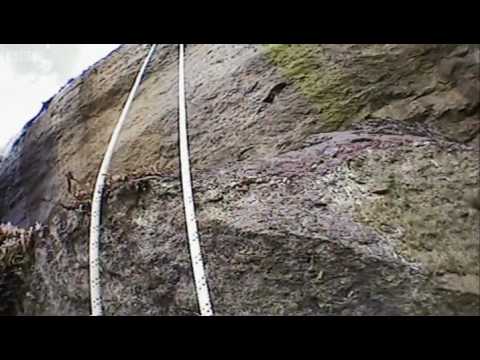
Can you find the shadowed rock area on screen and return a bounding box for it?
[0,44,479,315]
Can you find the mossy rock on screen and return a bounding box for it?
[264,44,365,131]
[263,44,478,138]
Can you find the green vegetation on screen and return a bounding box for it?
[264,44,368,131]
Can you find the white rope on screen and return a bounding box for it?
[89,44,157,316]
[178,44,214,316]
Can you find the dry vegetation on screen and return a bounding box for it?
[0,222,41,315]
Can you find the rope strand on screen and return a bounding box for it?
[178,44,214,316]
[89,44,157,316]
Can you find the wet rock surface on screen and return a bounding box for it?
[0,44,479,315]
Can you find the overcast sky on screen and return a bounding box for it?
[0,44,120,150]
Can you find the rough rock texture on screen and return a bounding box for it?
[0,44,479,315]
[0,223,39,315]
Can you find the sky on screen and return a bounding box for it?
[0,44,120,151]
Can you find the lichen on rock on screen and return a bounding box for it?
[265,44,364,131]
[265,44,480,142]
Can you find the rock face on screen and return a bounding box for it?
[0,44,479,315]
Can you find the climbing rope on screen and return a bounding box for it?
[178,44,214,316]
[89,44,157,316]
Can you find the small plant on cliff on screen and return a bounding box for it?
[0,222,43,315]
[0,223,40,271]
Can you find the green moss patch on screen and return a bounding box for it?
[263,44,470,136]
[264,44,365,131]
